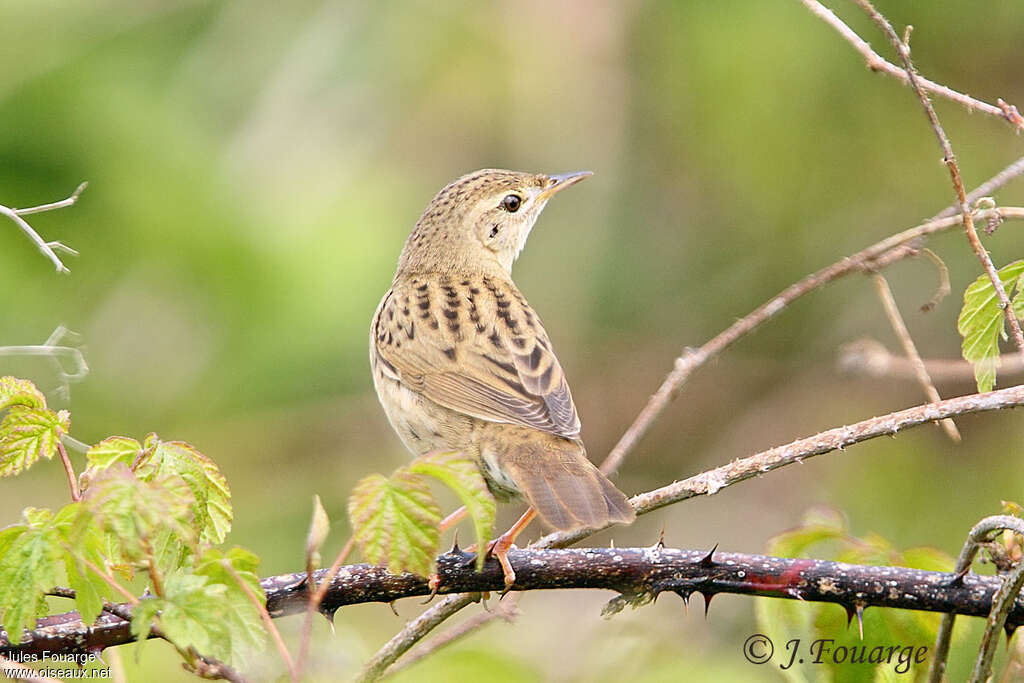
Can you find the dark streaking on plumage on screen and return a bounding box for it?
[370,169,634,541]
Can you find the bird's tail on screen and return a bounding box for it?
[494,433,635,531]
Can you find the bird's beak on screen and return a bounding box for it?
[538,171,593,201]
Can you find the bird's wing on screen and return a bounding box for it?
[373,276,581,438]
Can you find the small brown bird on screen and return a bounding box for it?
[370,169,634,584]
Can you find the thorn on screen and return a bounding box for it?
[1005,623,1018,644]
[657,525,666,550]
[700,591,714,618]
[676,590,691,611]
[318,604,339,628]
[609,538,615,548]
[699,544,719,568]
[855,604,865,639]
[450,530,461,554]
[386,602,398,618]
[949,566,971,587]
[844,603,856,627]
[480,592,492,611]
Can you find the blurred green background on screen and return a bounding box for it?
[2,0,1023,680]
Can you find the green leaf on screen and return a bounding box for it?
[0,377,47,412]
[134,435,232,545]
[194,547,267,662]
[306,494,330,570]
[958,260,1024,392]
[130,597,162,650]
[53,502,111,626]
[348,470,441,577]
[409,450,495,571]
[84,436,143,472]
[155,572,232,663]
[0,405,69,477]
[81,465,196,567]
[0,508,62,644]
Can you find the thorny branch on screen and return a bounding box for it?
[852,0,1024,359]
[4,546,1024,662]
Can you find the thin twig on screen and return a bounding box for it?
[971,556,1024,683]
[295,536,354,679]
[1,183,87,273]
[221,560,297,682]
[838,338,1024,382]
[872,274,959,441]
[853,0,1024,359]
[599,206,1024,477]
[55,441,81,502]
[929,516,1024,683]
[918,248,950,312]
[799,1,1024,131]
[383,599,520,679]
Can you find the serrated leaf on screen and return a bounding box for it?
[409,451,495,571]
[194,547,267,662]
[52,502,111,626]
[157,571,232,661]
[348,470,441,577]
[958,260,1024,392]
[0,508,62,644]
[80,465,196,568]
[84,436,143,473]
[0,406,69,477]
[0,377,46,412]
[134,436,232,545]
[306,494,330,570]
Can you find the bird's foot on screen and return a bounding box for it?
[485,533,518,590]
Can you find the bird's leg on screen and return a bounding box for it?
[439,505,468,532]
[487,508,537,588]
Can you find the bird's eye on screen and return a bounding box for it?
[501,194,522,213]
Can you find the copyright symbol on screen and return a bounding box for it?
[743,634,773,664]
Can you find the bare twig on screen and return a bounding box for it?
[799,1,1024,132]
[550,384,1024,549]
[838,338,1024,382]
[853,0,1024,359]
[55,441,81,502]
[929,516,1024,683]
[600,206,1024,477]
[295,536,354,679]
[872,274,959,441]
[1,183,87,273]
[918,248,950,312]
[384,599,520,678]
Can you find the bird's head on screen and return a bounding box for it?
[397,169,591,276]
